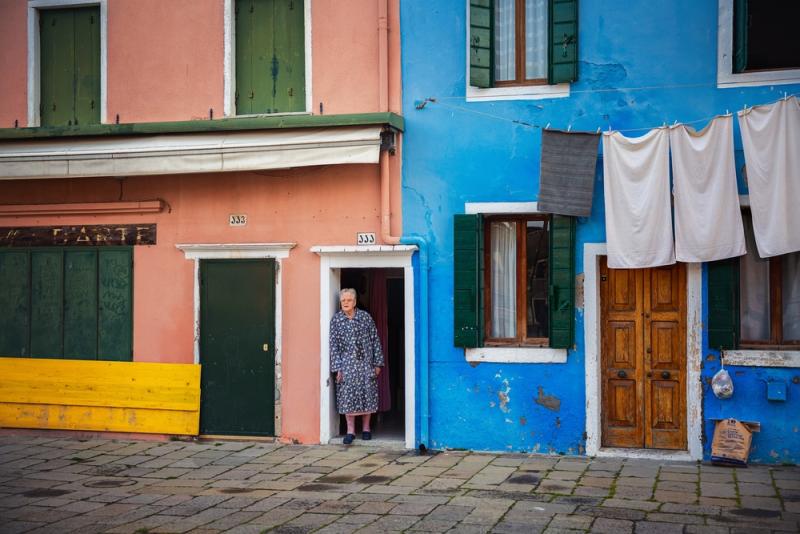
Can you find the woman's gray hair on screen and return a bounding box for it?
[339,288,357,300]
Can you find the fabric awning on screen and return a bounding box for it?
[0,126,382,180]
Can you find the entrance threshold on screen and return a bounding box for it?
[595,448,693,462]
[326,436,407,450]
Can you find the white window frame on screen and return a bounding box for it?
[27,0,108,127]
[717,0,800,89]
[223,0,313,117]
[465,1,569,102]
[463,201,568,363]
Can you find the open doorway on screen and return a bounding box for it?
[336,268,405,442]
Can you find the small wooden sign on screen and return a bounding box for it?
[0,224,157,247]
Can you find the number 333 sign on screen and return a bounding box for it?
[229,214,247,226]
[357,232,376,245]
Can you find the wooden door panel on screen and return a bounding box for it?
[602,258,686,451]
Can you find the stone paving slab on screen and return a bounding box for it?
[0,435,798,533]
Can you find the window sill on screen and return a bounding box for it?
[717,69,800,89]
[465,347,567,364]
[466,83,570,102]
[722,350,800,368]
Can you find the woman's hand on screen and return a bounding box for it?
[374,367,381,377]
[336,371,343,383]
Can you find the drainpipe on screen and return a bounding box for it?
[378,0,431,450]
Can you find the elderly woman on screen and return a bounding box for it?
[330,288,384,445]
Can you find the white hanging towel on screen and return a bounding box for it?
[603,128,675,268]
[738,96,800,258]
[669,115,746,262]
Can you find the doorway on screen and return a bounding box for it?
[600,258,687,450]
[199,259,276,436]
[336,268,405,441]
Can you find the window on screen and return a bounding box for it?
[732,0,800,74]
[38,7,101,127]
[0,248,132,361]
[739,213,800,347]
[235,0,306,115]
[469,0,577,89]
[454,213,575,349]
[717,0,800,88]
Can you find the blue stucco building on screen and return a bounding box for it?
[400,0,800,463]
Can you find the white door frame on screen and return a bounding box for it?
[583,243,703,460]
[312,245,417,449]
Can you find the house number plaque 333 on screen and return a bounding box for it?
[357,232,376,245]
[229,214,247,226]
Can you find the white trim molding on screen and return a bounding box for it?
[723,350,800,368]
[465,347,567,364]
[223,0,313,116]
[175,242,295,437]
[717,0,800,88]
[28,0,108,127]
[465,201,539,215]
[583,244,703,460]
[313,245,417,449]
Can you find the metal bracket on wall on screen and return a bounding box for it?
[380,129,397,155]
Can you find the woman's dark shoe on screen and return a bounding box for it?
[343,433,355,445]
[362,431,372,441]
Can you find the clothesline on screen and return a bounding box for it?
[416,91,799,135]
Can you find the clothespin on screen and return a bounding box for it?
[726,109,730,116]
[673,120,679,126]
[596,127,601,134]
[784,92,789,101]
[607,124,612,132]
[567,124,572,132]
[545,122,550,130]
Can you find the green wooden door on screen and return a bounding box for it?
[200,259,276,436]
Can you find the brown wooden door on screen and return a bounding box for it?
[600,258,687,450]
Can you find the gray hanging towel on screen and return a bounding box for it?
[537,129,600,217]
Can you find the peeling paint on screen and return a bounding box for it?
[534,386,561,412]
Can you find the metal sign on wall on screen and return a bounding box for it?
[0,224,157,247]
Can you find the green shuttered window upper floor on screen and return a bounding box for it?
[40,7,101,127]
[453,213,575,350]
[235,0,306,115]
[0,248,132,361]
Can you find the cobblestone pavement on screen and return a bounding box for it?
[0,435,799,533]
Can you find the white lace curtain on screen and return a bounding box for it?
[490,222,517,338]
[495,0,547,82]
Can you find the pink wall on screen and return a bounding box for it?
[107,0,224,123]
[0,2,28,127]
[0,163,390,443]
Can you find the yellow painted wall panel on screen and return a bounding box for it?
[0,358,200,435]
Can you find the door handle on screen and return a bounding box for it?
[617,370,627,378]
[661,371,670,379]
[262,343,269,352]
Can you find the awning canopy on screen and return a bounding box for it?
[0,126,383,180]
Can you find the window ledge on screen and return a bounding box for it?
[465,347,567,364]
[722,350,800,368]
[717,69,800,89]
[466,84,570,102]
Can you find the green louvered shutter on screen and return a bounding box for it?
[0,251,31,358]
[548,215,575,348]
[98,249,133,361]
[708,258,740,350]
[548,0,578,84]
[469,0,493,88]
[454,214,484,347]
[30,250,64,358]
[732,0,748,73]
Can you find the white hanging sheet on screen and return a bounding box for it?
[669,115,746,262]
[737,96,800,258]
[602,128,675,268]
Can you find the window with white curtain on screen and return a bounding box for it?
[739,212,800,346]
[494,0,548,85]
[486,215,550,345]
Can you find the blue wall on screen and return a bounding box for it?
[400,0,800,461]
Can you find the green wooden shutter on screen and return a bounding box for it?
[271,0,305,112]
[548,0,578,84]
[72,7,101,126]
[40,9,75,127]
[98,249,133,361]
[732,0,748,73]
[64,249,98,360]
[548,215,575,348]
[235,0,254,115]
[0,251,31,357]
[469,0,494,88]
[30,250,64,358]
[708,258,740,350]
[454,214,484,348]
[40,7,100,127]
